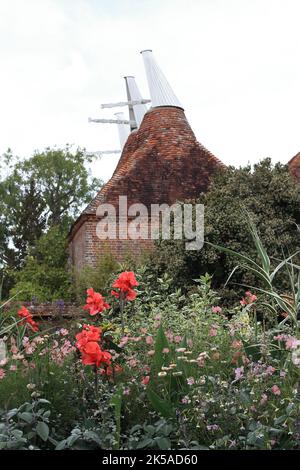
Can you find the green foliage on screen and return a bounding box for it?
[151,159,300,299]
[9,226,72,301]
[72,251,118,303]
[0,399,53,450]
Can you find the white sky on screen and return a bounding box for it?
[0,0,299,182]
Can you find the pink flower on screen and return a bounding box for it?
[146,336,154,345]
[280,370,286,378]
[285,336,300,350]
[165,330,174,342]
[123,388,130,395]
[209,328,217,337]
[9,365,17,371]
[265,366,276,376]
[119,336,129,347]
[147,350,155,356]
[0,369,5,379]
[162,348,169,354]
[187,339,193,348]
[0,359,7,366]
[141,376,150,386]
[240,291,257,306]
[212,306,222,314]
[271,385,281,396]
[174,336,182,344]
[187,377,195,386]
[234,366,244,380]
[181,396,191,404]
[59,328,69,336]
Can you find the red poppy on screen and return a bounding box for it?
[18,306,39,332]
[111,271,139,301]
[83,288,110,316]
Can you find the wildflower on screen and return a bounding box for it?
[240,291,257,306]
[172,371,183,376]
[285,336,300,351]
[187,339,193,348]
[59,328,69,336]
[119,336,129,348]
[26,383,36,390]
[147,350,155,356]
[181,396,191,404]
[158,371,167,377]
[146,336,154,345]
[169,363,177,368]
[162,348,169,354]
[234,366,244,380]
[209,327,217,337]
[174,336,182,344]
[165,330,174,342]
[83,288,110,316]
[207,424,220,432]
[280,370,287,378]
[9,365,17,371]
[141,376,150,386]
[102,364,123,376]
[212,306,222,314]
[111,271,139,301]
[18,306,39,332]
[271,385,281,396]
[260,393,268,405]
[123,388,130,395]
[0,369,5,379]
[175,347,186,353]
[187,377,195,386]
[292,348,300,366]
[0,358,7,366]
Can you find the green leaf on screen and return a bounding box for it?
[153,325,170,372]
[36,421,49,442]
[110,386,123,450]
[156,437,171,449]
[146,388,174,418]
[19,412,33,424]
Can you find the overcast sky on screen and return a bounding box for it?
[0,0,299,182]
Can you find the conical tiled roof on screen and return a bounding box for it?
[69,106,224,241]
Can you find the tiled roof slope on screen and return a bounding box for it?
[289,152,300,181]
[85,106,223,212]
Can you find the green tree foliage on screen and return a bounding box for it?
[151,159,300,299]
[0,146,102,298]
[10,226,72,301]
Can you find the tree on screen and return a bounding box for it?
[151,159,300,300]
[0,146,102,267]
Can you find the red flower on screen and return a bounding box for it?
[75,324,102,350]
[81,342,104,367]
[75,324,111,368]
[240,291,257,306]
[18,306,39,332]
[111,271,139,301]
[83,288,110,316]
[141,375,150,386]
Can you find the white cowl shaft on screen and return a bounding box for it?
[114,112,130,149]
[124,76,147,129]
[140,49,182,109]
